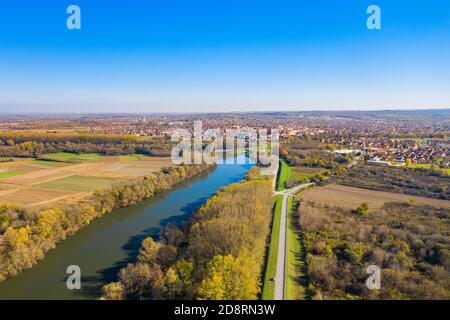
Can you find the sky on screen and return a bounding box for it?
[0,0,449,113]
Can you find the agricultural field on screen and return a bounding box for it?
[0,171,23,180]
[0,154,173,207]
[37,175,119,192]
[41,152,107,162]
[298,184,450,210]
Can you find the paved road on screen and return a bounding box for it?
[273,183,313,300]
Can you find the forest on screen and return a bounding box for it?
[0,164,211,282]
[101,166,274,300]
[0,132,173,158]
[298,200,449,299]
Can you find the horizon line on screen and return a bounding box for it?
[0,107,449,116]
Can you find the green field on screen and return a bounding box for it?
[0,171,23,180]
[262,195,283,300]
[285,196,307,300]
[411,163,450,175]
[276,159,291,191]
[37,175,119,191]
[391,137,426,142]
[30,159,72,167]
[411,163,432,169]
[41,152,106,162]
[289,168,317,184]
[119,154,148,161]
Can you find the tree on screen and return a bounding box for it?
[118,263,164,298]
[355,202,369,215]
[0,214,9,231]
[101,282,125,300]
[157,244,177,268]
[162,267,183,299]
[35,208,68,241]
[137,237,161,264]
[405,158,413,169]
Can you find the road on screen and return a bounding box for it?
[273,183,313,300]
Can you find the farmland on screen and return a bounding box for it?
[0,155,173,207]
[298,184,450,210]
[0,171,23,180]
[41,152,107,162]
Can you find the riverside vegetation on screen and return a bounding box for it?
[0,164,211,283]
[101,166,274,300]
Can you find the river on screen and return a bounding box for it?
[0,156,253,300]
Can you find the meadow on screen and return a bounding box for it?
[275,159,290,191]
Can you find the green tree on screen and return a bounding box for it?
[355,202,369,215]
[405,158,413,169]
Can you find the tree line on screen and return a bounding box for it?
[101,167,274,300]
[0,164,211,283]
[0,133,173,158]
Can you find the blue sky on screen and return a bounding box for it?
[0,0,449,113]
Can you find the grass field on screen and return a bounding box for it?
[275,159,291,191]
[411,163,433,169]
[285,196,307,300]
[37,175,119,192]
[391,137,426,142]
[289,167,323,184]
[0,171,23,179]
[30,159,72,167]
[410,163,450,175]
[119,154,145,161]
[42,152,107,162]
[298,184,450,209]
[262,194,283,300]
